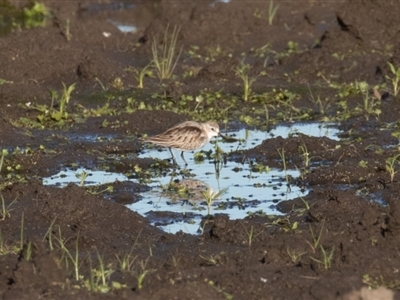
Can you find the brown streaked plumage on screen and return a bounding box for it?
[141,121,220,165]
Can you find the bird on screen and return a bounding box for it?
[141,121,220,165]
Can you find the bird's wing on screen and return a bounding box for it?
[144,122,208,150]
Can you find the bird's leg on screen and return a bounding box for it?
[168,148,178,165]
[180,151,188,166]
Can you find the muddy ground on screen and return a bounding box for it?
[1,0,400,299]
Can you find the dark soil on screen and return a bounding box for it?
[1,1,400,299]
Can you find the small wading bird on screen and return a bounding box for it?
[141,121,220,165]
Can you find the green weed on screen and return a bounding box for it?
[135,258,153,290]
[0,229,19,255]
[0,230,5,255]
[151,25,182,80]
[0,230,4,254]
[310,245,334,270]
[56,228,82,281]
[207,280,233,300]
[76,170,89,187]
[23,82,76,125]
[235,60,261,101]
[358,160,368,168]
[250,43,272,63]
[23,2,49,28]
[268,1,279,25]
[250,163,271,173]
[109,77,124,91]
[86,250,115,293]
[115,230,142,272]
[64,18,71,41]
[42,217,57,251]
[266,217,298,232]
[51,82,75,121]
[386,62,400,97]
[299,142,311,170]
[253,8,262,18]
[385,153,400,183]
[0,194,18,221]
[127,62,153,89]
[201,188,228,215]
[307,222,325,251]
[0,78,13,85]
[205,45,229,62]
[187,44,229,62]
[24,241,33,261]
[307,83,331,115]
[264,88,304,121]
[240,223,263,248]
[277,148,289,184]
[1,149,7,173]
[287,247,307,264]
[116,251,137,273]
[200,254,220,266]
[355,81,381,120]
[1,2,49,34]
[300,197,311,211]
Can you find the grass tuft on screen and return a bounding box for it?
[151,25,182,81]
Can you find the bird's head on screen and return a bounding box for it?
[204,121,220,139]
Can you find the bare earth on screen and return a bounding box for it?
[1,1,400,299]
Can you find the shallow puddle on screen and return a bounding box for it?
[43,167,128,187]
[133,122,339,234]
[109,20,138,33]
[44,122,340,234]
